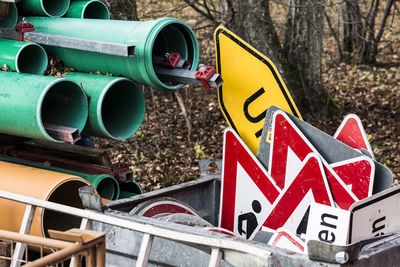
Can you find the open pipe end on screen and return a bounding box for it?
[16,43,48,75]
[150,20,199,90]
[0,3,17,28]
[82,0,110,19]
[40,79,88,142]
[95,176,120,200]
[120,181,143,195]
[210,74,223,89]
[42,179,88,237]
[42,0,70,17]
[99,79,145,140]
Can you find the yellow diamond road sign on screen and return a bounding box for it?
[214,26,302,154]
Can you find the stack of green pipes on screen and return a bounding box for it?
[0,0,199,199]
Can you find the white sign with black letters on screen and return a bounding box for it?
[349,185,400,243]
[305,203,350,246]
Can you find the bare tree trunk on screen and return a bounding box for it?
[221,0,285,71]
[185,0,334,116]
[341,0,395,64]
[283,0,331,116]
[221,0,333,116]
[368,0,395,63]
[341,0,364,58]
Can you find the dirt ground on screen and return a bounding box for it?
[93,1,400,192]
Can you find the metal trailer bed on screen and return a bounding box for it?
[90,159,400,266]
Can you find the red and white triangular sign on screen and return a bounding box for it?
[334,114,374,159]
[331,156,375,200]
[263,153,335,233]
[219,128,281,240]
[268,111,358,210]
[268,228,305,254]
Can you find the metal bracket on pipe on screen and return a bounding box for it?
[154,66,223,89]
[0,31,136,57]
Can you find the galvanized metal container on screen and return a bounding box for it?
[91,159,400,266]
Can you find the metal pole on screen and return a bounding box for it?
[0,190,272,260]
[154,66,223,89]
[136,233,154,267]
[208,248,222,267]
[43,123,81,143]
[24,240,104,267]
[96,240,106,267]
[0,31,136,57]
[87,246,96,267]
[10,204,36,267]
[0,230,72,249]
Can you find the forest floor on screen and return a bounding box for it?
[93,1,400,192]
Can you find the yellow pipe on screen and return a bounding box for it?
[0,161,92,237]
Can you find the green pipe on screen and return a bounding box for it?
[118,180,143,199]
[65,0,110,19]
[0,3,17,28]
[17,0,70,17]
[0,154,120,200]
[75,173,119,200]
[0,39,48,74]
[0,72,88,142]
[24,17,199,90]
[66,73,145,140]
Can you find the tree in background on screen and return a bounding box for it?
[338,0,396,64]
[184,0,333,117]
[104,0,138,20]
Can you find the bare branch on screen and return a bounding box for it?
[324,10,343,61]
[203,0,216,22]
[182,0,217,22]
[374,0,395,44]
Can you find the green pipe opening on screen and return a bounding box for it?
[150,23,191,88]
[16,43,48,74]
[0,39,48,74]
[40,80,88,141]
[118,181,143,199]
[81,173,119,200]
[18,0,70,17]
[0,3,17,28]
[0,72,88,142]
[23,17,199,90]
[95,177,117,199]
[101,79,144,139]
[66,0,110,19]
[66,73,145,140]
